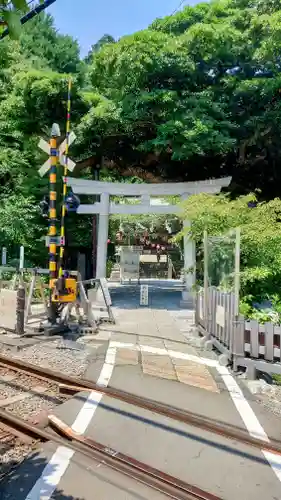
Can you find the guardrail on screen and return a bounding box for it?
[196,287,281,379]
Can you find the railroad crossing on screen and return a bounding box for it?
[1,284,281,500]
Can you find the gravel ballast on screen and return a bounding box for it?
[0,337,97,484]
[0,338,94,377]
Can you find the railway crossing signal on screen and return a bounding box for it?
[38,131,76,177]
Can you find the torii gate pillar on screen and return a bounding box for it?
[96,193,110,279]
[181,219,196,307]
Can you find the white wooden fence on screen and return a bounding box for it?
[196,287,281,377]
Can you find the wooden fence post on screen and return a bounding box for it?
[16,285,25,335]
[232,315,245,371]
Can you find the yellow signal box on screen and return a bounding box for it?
[50,278,77,303]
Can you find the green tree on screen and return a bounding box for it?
[18,14,82,74]
[85,34,115,63]
[180,193,281,307]
[0,13,89,266]
[0,0,29,39]
[74,0,281,197]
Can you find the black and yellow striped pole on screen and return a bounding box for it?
[48,122,60,323]
[58,79,72,278]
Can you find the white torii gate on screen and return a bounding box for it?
[66,176,231,305]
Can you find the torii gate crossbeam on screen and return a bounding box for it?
[66,176,231,306]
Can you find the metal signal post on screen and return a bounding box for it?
[38,84,78,327]
[48,123,60,322]
[58,79,72,279]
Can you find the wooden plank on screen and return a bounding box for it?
[211,288,217,337]
[223,292,228,345]
[199,291,203,321]
[216,292,223,341]
[38,277,48,312]
[250,320,259,358]
[232,315,246,370]
[234,316,245,356]
[0,289,17,330]
[264,322,274,361]
[25,274,36,321]
[228,292,234,352]
[216,303,225,330]
[224,292,230,347]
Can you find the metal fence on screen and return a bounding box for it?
[196,286,281,378]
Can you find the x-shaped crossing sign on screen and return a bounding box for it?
[38,131,76,177]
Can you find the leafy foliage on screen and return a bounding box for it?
[3,0,281,283]
[72,0,281,197]
[181,193,281,311]
[0,0,29,39]
[0,13,89,266]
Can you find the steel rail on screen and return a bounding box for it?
[0,409,221,500]
[0,354,281,455]
[48,413,222,500]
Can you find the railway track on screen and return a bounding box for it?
[0,408,221,500]
[1,353,281,455]
[1,352,281,498]
[0,357,72,481]
[0,360,68,421]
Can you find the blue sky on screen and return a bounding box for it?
[48,0,199,58]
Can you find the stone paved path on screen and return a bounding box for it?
[95,285,219,393]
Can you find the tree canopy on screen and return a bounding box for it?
[2,1,281,273]
[180,192,281,320]
[75,0,281,198]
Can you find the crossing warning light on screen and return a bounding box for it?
[65,192,80,213]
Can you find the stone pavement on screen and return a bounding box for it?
[93,285,219,393]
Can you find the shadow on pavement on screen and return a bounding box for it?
[110,287,187,311]
[0,447,151,500]
[54,391,277,470]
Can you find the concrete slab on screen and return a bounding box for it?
[154,325,185,341]
[84,343,109,382]
[0,333,42,349]
[0,441,167,500]
[113,333,138,344]
[164,339,196,353]
[80,393,281,500]
[104,364,248,428]
[138,336,166,348]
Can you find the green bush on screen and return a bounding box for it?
[180,194,281,314]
